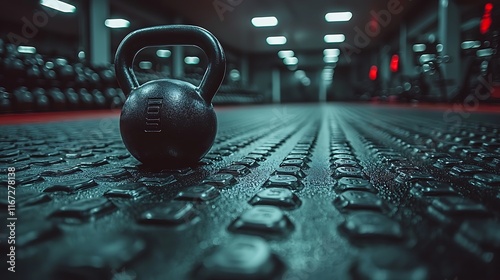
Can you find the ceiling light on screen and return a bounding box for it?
[323,48,340,56]
[322,68,334,81]
[40,0,76,13]
[322,75,333,81]
[251,16,278,27]
[323,68,334,74]
[156,49,171,58]
[78,51,86,60]
[283,56,298,65]
[266,36,287,45]
[278,50,294,58]
[294,70,306,79]
[436,44,443,52]
[325,12,352,22]
[184,56,200,65]
[229,69,241,81]
[55,58,67,65]
[477,48,493,57]
[139,61,152,70]
[18,46,36,54]
[324,34,345,43]
[324,56,339,63]
[412,44,426,52]
[301,77,311,86]
[461,41,481,49]
[419,54,435,64]
[105,19,130,28]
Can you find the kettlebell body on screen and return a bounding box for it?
[120,79,217,166]
[115,25,226,167]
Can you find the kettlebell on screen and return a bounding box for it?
[115,25,226,167]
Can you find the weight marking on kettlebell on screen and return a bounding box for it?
[145,98,163,132]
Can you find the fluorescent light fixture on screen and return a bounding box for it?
[139,61,152,70]
[325,12,352,22]
[105,19,130,28]
[324,48,340,57]
[283,56,298,65]
[322,68,334,80]
[278,50,294,58]
[436,43,443,52]
[412,44,426,52]
[294,70,306,79]
[419,54,436,64]
[251,16,278,27]
[301,77,311,86]
[477,48,493,57]
[156,49,171,58]
[55,58,67,65]
[266,36,287,45]
[229,69,241,81]
[461,41,481,49]
[18,46,36,54]
[40,0,76,13]
[322,75,333,81]
[324,56,339,63]
[323,67,334,73]
[78,51,86,60]
[324,34,345,43]
[184,56,200,65]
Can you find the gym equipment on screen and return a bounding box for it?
[115,25,226,167]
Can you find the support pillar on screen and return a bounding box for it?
[438,0,461,101]
[400,23,411,76]
[319,78,327,103]
[172,17,184,78]
[172,46,184,78]
[272,68,281,103]
[89,0,110,66]
[380,45,391,90]
[241,55,249,87]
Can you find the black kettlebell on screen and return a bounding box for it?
[115,25,226,167]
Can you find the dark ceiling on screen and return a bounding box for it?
[0,0,443,68]
[130,0,422,54]
[0,0,424,53]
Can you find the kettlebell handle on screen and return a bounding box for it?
[115,25,226,103]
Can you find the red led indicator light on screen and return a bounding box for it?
[390,54,399,72]
[369,65,378,81]
[480,3,493,34]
